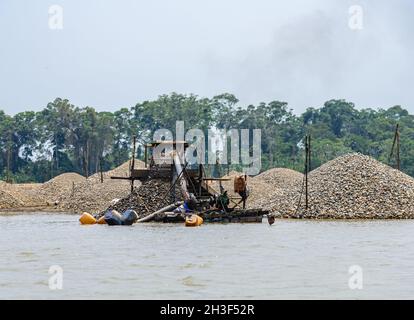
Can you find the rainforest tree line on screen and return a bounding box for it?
[0,93,413,183]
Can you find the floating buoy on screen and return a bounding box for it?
[103,209,138,226]
[185,214,203,227]
[121,209,139,226]
[79,212,97,225]
[97,215,107,225]
[104,210,123,226]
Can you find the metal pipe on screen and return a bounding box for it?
[136,201,183,223]
[173,152,190,200]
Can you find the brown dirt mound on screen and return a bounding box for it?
[248,168,304,215]
[36,172,86,205]
[0,161,146,211]
[0,183,44,207]
[57,160,145,214]
[255,168,303,188]
[0,189,25,209]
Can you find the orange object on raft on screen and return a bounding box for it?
[97,215,107,224]
[79,212,97,225]
[185,214,203,227]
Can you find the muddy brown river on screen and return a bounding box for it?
[1,213,414,299]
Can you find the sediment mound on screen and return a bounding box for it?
[0,189,24,209]
[0,160,146,212]
[58,178,133,214]
[255,168,303,188]
[88,159,145,182]
[102,179,183,219]
[57,160,145,214]
[249,168,303,214]
[0,183,45,207]
[296,153,414,219]
[36,172,85,205]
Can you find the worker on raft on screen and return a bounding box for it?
[172,194,204,227]
[173,194,197,214]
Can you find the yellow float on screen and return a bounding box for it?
[79,212,97,225]
[185,214,203,227]
[97,215,107,225]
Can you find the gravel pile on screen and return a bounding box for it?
[249,168,303,214]
[37,173,86,205]
[57,160,145,214]
[101,179,183,219]
[0,183,44,207]
[295,153,414,219]
[255,168,303,190]
[0,189,24,209]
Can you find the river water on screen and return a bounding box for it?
[1,213,414,299]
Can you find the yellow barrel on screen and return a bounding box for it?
[185,214,203,227]
[97,215,107,225]
[79,212,97,225]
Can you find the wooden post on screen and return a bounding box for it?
[131,136,137,193]
[396,125,400,171]
[243,174,247,209]
[305,135,309,210]
[83,149,88,178]
[6,145,11,183]
[198,164,203,197]
[389,124,400,170]
[144,145,148,168]
[99,157,104,183]
[308,135,312,172]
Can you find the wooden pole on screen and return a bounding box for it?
[396,125,400,171]
[131,136,137,193]
[308,135,312,172]
[198,164,203,197]
[99,157,104,183]
[389,124,400,170]
[144,145,148,168]
[6,145,11,183]
[305,135,309,210]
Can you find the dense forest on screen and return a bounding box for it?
[0,93,412,183]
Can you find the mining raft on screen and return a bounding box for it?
[109,140,268,225]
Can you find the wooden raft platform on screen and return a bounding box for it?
[153,208,268,224]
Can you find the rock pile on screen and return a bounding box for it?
[295,153,414,219]
[35,173,85,205]
[249,168,303,215]
[0,189,24,209]
[0,160,145,213]
[57,160,145,214]
[254,168,303,190]
[0,183,45,208]
[101,179,183,219]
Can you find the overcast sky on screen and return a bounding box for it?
[0,0,413,114]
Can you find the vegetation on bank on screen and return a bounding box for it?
[0,93,412,183]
